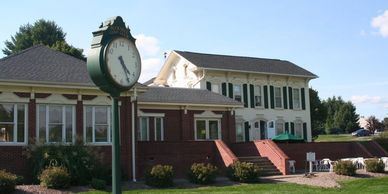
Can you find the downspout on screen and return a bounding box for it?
[192,69,206,88]
[131,87,137,182]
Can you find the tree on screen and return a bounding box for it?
[309,88,327,138]
[2,19,84,60]
[323,96,359,134]
[365,116,382,134]
[384,117,388,131]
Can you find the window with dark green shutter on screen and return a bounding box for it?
[303,123,307,141]
[243,84,248,107]
[301,88,306,110]
[288,87,293,109]
[228,83,233,98]
[221,83,227,96]
[270,86,275,109]
[206,81,212,91]
[290,122,295,135]
[283,87,288,109]
[263,85,269,109]
[249,84,255,108]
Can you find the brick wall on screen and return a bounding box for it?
[277,142,376,170]
[137,141,221,178]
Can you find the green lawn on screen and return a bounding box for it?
[80,176,388,194]
[315,134,373,142]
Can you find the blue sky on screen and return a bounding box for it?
[1,0,388,119]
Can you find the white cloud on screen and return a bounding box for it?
[371,10,388,37]
[384,104,388,109]
[134,34,160,56]
[139,58,163,83]
[350,95,384,104]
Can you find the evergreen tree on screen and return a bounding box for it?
[309,88,327,138]
[323,97,359,134]
[2,19,84,60]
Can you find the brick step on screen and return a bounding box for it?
[237,156,282,176]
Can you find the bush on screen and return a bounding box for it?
[334,161,356,176]
[226,161,260,183]
[90,178,106,190]
[188,163,218,184]
[145,164,174,188]
[0,170,17,194]
[25,143,102,185]
[39,166,71,189]
[365,159,385,173]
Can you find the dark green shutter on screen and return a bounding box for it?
[270,86,275,109]
[283,87,288,109]
[288,87,293,109]
[285,122,289,133]
[303,123,307,141]
[301,88,306,110]
[243,84,248,107]
[228,83,233,98]
[221,83,227,96]
[290,122,295,135]
[206,81,212,91]
[249,84,255,108]
[263,85,269,109]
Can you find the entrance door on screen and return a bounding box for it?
[260,121,267,139]
[244,121,250,142]
[267,120,276,139]
[251,121,261,140]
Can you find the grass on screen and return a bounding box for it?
[315,134,373,142]
[80,176,388,194]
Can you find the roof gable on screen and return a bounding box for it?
[174,50,317,78]
[0,45,93,86]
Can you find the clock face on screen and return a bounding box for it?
[105,37,141,88]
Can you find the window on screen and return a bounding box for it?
[236,123,244,142]
[293,88,301,109]
[254,85,262,107]
[154,117,164,141]
[139,117,149,141]
[38,105,75,143]
[294,121,303,138]
[0,103,27,143]
[84,106,111,143]
[274,87,282,108]
[233,85,242,102]
[195,119,221,140]
[275,120,284,135]
[211,83,220,94]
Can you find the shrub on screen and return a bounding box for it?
[25,143,102,185]
[90,178,106,190]
[0,170,17,194]
[39,166,71,189]
[226,161,260,183]
[188,163,218,184]
[334,161,356,176]
[145,164,174,188]
[15,175,24,185]
[365,158,385,173]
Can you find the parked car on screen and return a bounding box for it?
[351,129,370,137]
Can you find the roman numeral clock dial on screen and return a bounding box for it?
[105,37,141,88]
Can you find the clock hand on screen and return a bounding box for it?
[118,56,131,81]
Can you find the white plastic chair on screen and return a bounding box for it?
[288,160,296,173]
[381,157,388,171]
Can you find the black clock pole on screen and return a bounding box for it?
[112,95,121,194]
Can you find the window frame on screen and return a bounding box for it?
[83,106,111,145]
[294,120,303,138]
[292,88,301,110]
[211,83,220,94]
[154,117,164,141]
[37,104,75,144]
[0,103,28,145]
[139,117,149,141]
[194,118,221,141]
[254,85,263,108]
[274,87,283,108]
[275,120,284,135]
[233,84,242,102]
